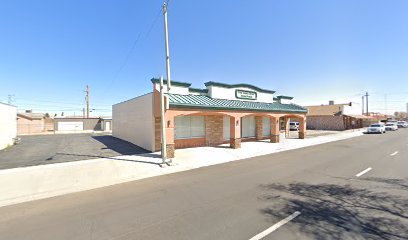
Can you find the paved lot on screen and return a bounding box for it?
[0,129,406,239]
[0,133,148,169]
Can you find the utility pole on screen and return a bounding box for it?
[85,85,90,118]
[163,1,172,90]
[159,1,172,167]
[384,94,387,115]
[365,92,369,116]
[361,95,364,115]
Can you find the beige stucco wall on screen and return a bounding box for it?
[112,93,154,151]
[17,117,45,135]
[0,103,17,150]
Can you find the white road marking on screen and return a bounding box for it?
[390,151,399,156]
[355,167,372,177]
[249,211,301,240]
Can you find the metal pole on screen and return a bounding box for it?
[362,95,364,115]
[159,76,167,164]
[86,85,90,118]
[163,2,171,90]
[365,92,369,116]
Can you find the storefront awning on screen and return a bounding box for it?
[167,93,307,113]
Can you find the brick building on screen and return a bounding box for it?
[113,78,307,157]
[306,101,373,131]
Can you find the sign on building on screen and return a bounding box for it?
[235,89,257,100]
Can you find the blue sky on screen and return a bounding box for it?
[1,0,407,116]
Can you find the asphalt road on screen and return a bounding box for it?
[0,130,407,240]
[0,133,148,169]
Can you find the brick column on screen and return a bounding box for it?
[165,115,175,158]
[270,117,280,143]
[255,116,263,140]
[155,115,176,158]
[230,116,241,149]
[205,115,224,146]
[299,117,306,139]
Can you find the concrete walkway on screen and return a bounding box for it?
[0,129,365,207]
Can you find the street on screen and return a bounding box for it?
[0,130,407,240]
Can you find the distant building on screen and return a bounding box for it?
[306,101,373,131]
[17,111,54,135]
[0,102,17,150]
[54,117,112,132]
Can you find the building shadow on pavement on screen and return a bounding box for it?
[258,179,408,240]
[91,135,149,155]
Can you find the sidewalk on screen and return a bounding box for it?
[0,129,365,207]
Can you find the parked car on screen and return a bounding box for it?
[289,122,299,131]
[367,123,386,134]
[385,123,398,131]
[397,121,408,128]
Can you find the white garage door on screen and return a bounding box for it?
[58,122,83,131]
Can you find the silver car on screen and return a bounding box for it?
[367,123,386,134]
[385,123,398,131]
[289,122,299,131]
[397,121,408,128]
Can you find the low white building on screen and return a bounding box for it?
[0,102,17,150]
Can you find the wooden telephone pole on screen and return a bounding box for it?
[85,85,90,118]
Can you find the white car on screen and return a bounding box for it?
[367,123,386,134]
[397,121,408,128]
[289,122,299,131]
[385,123,398,131]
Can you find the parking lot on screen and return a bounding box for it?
[0,133,148,170]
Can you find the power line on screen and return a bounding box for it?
[102,6,163,95]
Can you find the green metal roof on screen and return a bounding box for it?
[204,81,276,94]
[151,78,192,87]
[167,93,307,113]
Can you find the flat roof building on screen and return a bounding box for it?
[113,78,307,158]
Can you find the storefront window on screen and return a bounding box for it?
[241,116,256,138]
[262,117,271,136]
[175,116,205,139]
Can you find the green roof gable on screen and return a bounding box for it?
[277,95,294,100]
[204,81,276,94]
[167,93,307,113]
[151,78,192,87]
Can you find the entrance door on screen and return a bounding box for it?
[241,116,256,138]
